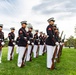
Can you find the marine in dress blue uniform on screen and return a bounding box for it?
[46,17,56,69]
[54,28,60,60]
[7,27,15,61]
[26,25,33,61]
[0,24,4,63]
[17,21,28,67]
[39,32,44,55]
[33,30,39,58]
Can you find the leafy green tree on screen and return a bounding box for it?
[4,38,8,47]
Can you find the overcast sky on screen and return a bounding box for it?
[0,0,76,39]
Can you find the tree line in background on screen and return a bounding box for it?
[64,36,76,49]
[4,38,8,47]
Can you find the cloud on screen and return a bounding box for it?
[0,0,18,16]
[32,0,76,18]
[0,0,42,37]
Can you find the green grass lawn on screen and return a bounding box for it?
[0,47,76,75]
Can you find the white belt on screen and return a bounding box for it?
[24,37,27,39]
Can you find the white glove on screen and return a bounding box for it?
[44,43,45,45]
[28,41,30,44]
[13,42,15,45]
[1,42,5,46]
[38,42,40,44]
[55,42,59,45]
[24,37,27,39]
[12,39,14,41]
[60,43,64,45]
[32,43,34,45]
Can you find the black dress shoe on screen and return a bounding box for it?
[47,68,50,69]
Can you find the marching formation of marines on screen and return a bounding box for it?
[0,17,65,70]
